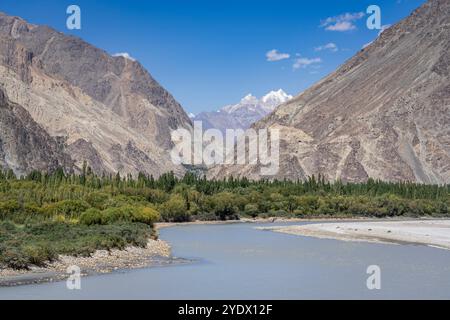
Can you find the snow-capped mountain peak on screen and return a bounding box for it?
[241,93,258,103]
[193,89,292,133]
[222,90,292,115]
[261,89,293,104]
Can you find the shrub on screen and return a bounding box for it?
[145,189,169,204]
[257,201,271,214]
[23,244,56,267]
[0,221,17,232]
[23,203,44,216]
[207,192,238,220]
[188,202,200,216]
[269,193,284,202]
[295,195,321,214]
[52,214,67,223]
[0,200,20,219]
[81,206,160,226]
[244,204,259,218]
[101,206,135,224]
[80,208,103,226]
[159,195,190,222]
[85,192,110,209]
[132,207,160,225]
[42,200,90,218]
[0,248,29,270]
[193,211,217,221]
[437,201,448,215]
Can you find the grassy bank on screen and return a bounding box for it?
[0,167,449,269]
[0,221,152,269]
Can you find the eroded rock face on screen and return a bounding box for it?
[0,87,74,175]
[0,12,192,176]
[211,0,450,184]
[65,139,108,175]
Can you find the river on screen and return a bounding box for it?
[1,222,450,299]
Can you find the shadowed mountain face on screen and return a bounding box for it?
[0,12,192,176]
[211,0,450,184]
[0,88,74,175]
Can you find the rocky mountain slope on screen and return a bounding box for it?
[211,0,450,184]
[0,12,192,176]
[194,90,292,133]
[0,87,74,175]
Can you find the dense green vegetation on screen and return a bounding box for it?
[0,165,449,269]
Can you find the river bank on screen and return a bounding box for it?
[0,217,322,287]
[258,219,450,250]
[154,216,376,230]
[3,220,450,299]
[0,239,173,287]
[3,217,449,287]
[0,217,345,287]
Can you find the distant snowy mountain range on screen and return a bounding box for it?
[192,89,292,133]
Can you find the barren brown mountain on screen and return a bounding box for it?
[0,12,192,177]
[0,87,74,175]
[211,0,450,184]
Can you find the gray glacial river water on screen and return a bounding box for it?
[1,222,450,299]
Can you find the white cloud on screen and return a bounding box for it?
[293,57,322,70]
[113,52,136,61]
[320,12,365,32]
[315,42,338,52]
[326,21,356,31]
[266,49,290,62]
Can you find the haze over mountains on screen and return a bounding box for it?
[0,11,192,177]
[211,0,450,184]
[193,89,292,133]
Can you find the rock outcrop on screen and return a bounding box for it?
[0,87,74,175]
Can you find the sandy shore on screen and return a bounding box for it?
[155,220,245,230]
[0,239,174,287]
[258,220,450,250]
[154,217,372,230]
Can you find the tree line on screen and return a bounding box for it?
[0,166,449,222]
[1,165,448,269]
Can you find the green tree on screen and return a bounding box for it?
[159,194,189,222]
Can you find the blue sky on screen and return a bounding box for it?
[1,0,425,114]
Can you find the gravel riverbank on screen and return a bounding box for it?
[0,239,173,287]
